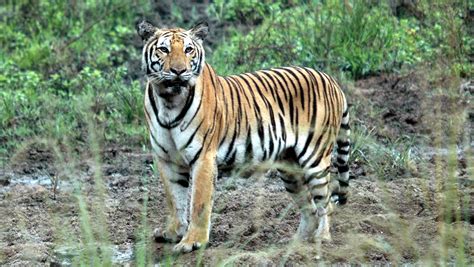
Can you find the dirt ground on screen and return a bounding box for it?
[0,74,472,266]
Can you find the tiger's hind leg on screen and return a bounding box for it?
[276,148,319,242]
[304,159,333,242]
[277,166,318,242]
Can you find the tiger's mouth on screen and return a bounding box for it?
[158,79,189,99]
[162,79,189,88]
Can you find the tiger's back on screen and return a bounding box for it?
[214,67,346,168]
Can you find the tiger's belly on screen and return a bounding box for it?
[215,129,295,171]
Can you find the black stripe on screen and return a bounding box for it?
[148,85,159,119]
[238,75,265,154]
[306,135,327,168]
[294,67,311,91]
[324,143,334,157]
[337,165,349,172]
[341,123,350,130]
[181,120,203,150]
[288,97,295,130]
[181,90,203,131]
[258,122,266,159]
[294,108,299,147]
[303,68,319,130]
[337,148,349,155]
[298,131,315,160]
[189,146,203,166]
[245,128,253,158]
[257,71,278,103]
[337,140,350,147]
[275,139,282,160]
[150,132,168,154]
[278,69,298,99]
[271,70,290,101]
[261,72,286,116]
[303,128,333,167]
[225,77,236,115]
[223,127,238,161]
[228,77,252,108]
[282,67,305,110]
[279,114,287,142]
[226,150,237,166]
[313,195,325,201]
[280,176,297,184]
[248,72,278,141]
[314,71,329,127]
[284,186,297,193]
[268,126,275,158]
[336,157,346,164]
[176,179,189,188]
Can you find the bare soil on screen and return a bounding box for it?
[1,74,472,266]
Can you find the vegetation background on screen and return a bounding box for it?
[0,0,472,265]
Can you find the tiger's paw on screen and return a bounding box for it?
[316,230,332,242]
[314,212,331,242]
[172,240,204,253]
[153,225,186,243]
[172,226,208,253]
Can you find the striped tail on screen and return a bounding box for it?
[331,102,351,205]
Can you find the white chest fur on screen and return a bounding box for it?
[146,86,204,166]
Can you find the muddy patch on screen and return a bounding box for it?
[1,145,472,265]
[351,72,431,139]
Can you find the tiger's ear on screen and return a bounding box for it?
[136,20,158,41]
[190,21,209,42]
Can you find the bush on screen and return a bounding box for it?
[0,61,145,157]
[208,0,285,25]
[0,1,149,158]
[209,1,442,78]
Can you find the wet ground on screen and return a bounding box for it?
[0,74,472,265]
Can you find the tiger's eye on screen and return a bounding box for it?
[158,47,169,54]
[185,47,193,54]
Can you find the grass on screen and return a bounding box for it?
[351,125,419,179]
[0,0,472,265]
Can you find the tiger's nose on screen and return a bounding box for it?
[170,67,186,76]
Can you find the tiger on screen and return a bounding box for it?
[136,20,351,253]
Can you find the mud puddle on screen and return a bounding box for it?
[53,244,134,266]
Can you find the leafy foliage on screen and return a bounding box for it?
[209,0,471,78]
[0,1,149,157]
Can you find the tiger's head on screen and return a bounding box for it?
[136,20,208,98]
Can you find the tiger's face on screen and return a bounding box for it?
[137,21,208,98]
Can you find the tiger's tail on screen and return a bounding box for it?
[332,98,351,205]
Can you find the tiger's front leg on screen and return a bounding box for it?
[154,159,190,243]
[173,153,217,253]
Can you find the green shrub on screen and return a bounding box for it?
[0,1,150,159]
[0,61,145,157]
[208,0,284,25]
[209,1,435,78]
